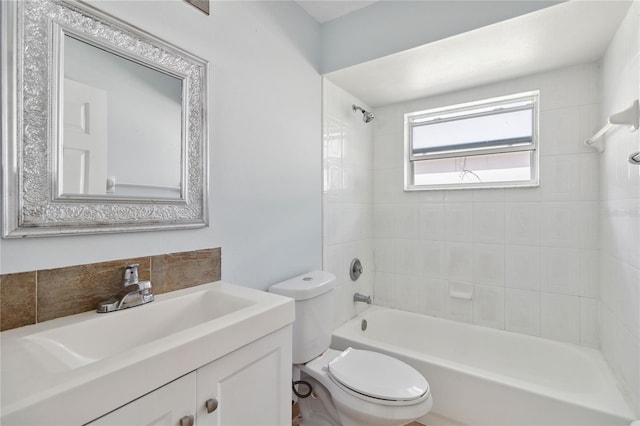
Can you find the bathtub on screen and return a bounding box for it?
[331,306,635,426]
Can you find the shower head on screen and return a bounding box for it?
[352,104,374,123]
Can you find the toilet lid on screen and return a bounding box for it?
[328,347,429,401]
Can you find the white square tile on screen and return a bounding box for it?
[373,204,395,238]
[394,239,421,277]
[419,191,445,203]
[382,167,410,204]
[343,127,372,170]
[578,154,600,200]
[579,249,599,298]
[599,305,616,369]
[424,278,446,317]
[421,241,445,278]
[541,247,580,296]
[473,203,505,244]
[324,204,342,246]
[580,297,600,347]
[342,204,372,242]
[505,202,540,246]
[539,155,579,201]
[445,243,473,282]
[324,161,343,203]
[540,202,579,248]
[505,289,541,336]
[324,119,343,160]
[395,185,421,205]
[419,204,445,241]
[323,244,344,283]
[505,245,541,291]
[395,274,425,314]
[620,262,640,341]
[373,272,395,307]
[343,166,372,204]
[373,169,395,204]
[617,329,640,416]
[445,281,474,323]
[539,108,580,156]
[473,243,505,286]
[578,201,600,249]
[393,204,419,240]
[504,186,541,202]
[474,284,505,329]
[576,63,600,106]
[473,189,505,202]
[444,189,474,203]
[373,133,402,170]
[541,293,580,343]
[539,66,582,110]
[445,203,473,242]
[373,238,395,273]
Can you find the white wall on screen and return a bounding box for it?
[600,0,640,416]
[322,79,374,327]
[1,0,323,290]
[369,64,602,347]
[320,0,561,74]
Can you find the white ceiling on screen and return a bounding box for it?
[325,1,631,107]
[296,0,378,23]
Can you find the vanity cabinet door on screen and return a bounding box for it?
[87,373,196,426]
[196,326,292,426]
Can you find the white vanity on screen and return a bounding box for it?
[0,282,294,425]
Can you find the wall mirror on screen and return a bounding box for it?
[1,0,209,237]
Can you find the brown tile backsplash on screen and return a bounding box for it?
[37,257,150,322]
[1,272,37,331]
[151,248,221,294]
[0,248,221,331]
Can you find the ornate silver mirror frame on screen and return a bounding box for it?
[1,0,209,237]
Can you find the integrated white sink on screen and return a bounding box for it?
[1,281,294,425]
[23,288,253,370]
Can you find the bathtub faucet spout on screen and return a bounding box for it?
[353,293,372,304]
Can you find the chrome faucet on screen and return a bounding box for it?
[353,292,372,304]
[97,264,154,313]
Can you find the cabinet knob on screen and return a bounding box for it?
[205,398,219,413]
[179,415,194,426]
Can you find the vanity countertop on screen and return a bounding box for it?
[0,281,294,425]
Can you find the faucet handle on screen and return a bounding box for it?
[123,264,139,285]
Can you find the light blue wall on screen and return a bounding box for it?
[1,0,323,291]
[320,0,563,73]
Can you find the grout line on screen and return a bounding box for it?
[34,270,38,324]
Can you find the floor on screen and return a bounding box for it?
[291,404,424,425]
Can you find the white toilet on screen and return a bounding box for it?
[269,271,432,426]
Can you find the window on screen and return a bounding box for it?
[404,91,539,190]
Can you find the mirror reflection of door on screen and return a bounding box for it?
[62,34,183,200]
[62,78,108,195]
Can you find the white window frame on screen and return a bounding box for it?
[404,91,540,191]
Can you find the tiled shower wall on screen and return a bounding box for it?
[322,79,374,328]
[0,248,221,331]
[370,63,602,347]
[600,0,640,415]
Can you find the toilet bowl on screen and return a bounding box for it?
[269,271,432,426]
[297,348,432,426]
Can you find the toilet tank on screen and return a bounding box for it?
[269,271,336,364]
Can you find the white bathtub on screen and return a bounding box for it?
[331,306,635,426]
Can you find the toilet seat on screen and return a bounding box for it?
[328,347,429,403]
